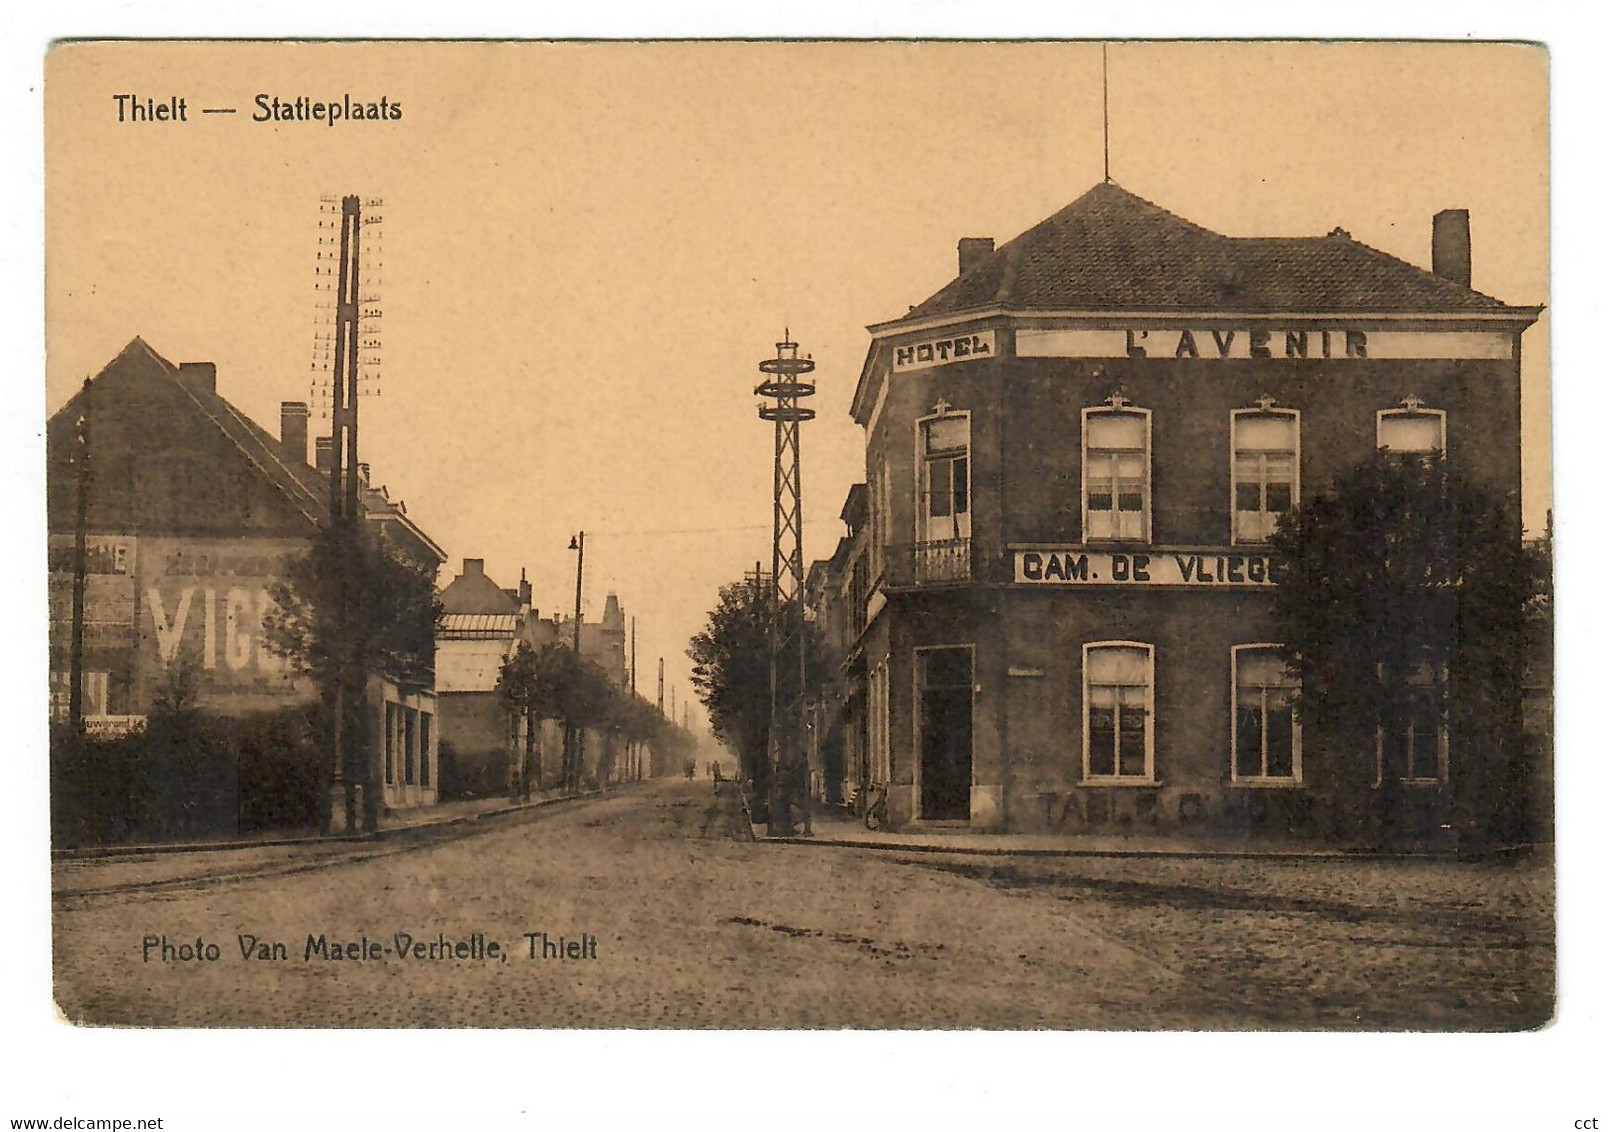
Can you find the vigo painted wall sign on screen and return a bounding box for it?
[892,329,996,371]
[1013,549,1281,587]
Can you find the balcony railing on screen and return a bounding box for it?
[881,538,972,587]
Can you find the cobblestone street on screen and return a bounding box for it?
[52,779,1552,1029]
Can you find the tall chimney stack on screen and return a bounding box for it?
[958,237,995,276]
[176,361,217,394]
[518,567,532,610]
[314,435,335,475]
[1432,209,1472,288]
[280,402,310,465]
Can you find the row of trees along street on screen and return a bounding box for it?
[686,451,1550,850]
[495,640,685,795]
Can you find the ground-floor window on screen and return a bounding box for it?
[1232,645,1301,783]
[404,707,418,786]
[384,702,396,785]
[1082,642,1154,782]
[1379,660,1448,784]
[420,712,432,788]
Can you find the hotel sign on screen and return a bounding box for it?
[1014,549,1281,588]
[1016,327,1513,361]
[892,330,996,372]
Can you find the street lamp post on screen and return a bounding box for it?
[567,531,585,790]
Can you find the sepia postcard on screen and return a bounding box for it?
[39,36,1555,1055]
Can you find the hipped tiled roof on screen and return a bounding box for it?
[900,182,1521,322]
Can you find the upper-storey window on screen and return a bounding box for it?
[1083,394,1151,543]
[1377,396,1447,455]
[918,410,970,545]
[869,457,890,581]
[1232,402,1299,545]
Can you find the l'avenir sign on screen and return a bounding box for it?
[1013,548,1281,587]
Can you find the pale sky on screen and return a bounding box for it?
[44,41,1549,731]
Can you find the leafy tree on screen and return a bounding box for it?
[496,642,545,798]
[261,524,442,690]
[148,642,203,729]
[260,522,442,831]
[687,578,774,790]
[1269,452,1531,847]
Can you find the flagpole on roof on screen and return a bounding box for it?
[1102,42,1111,184]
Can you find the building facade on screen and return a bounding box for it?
[47,338,448,812]
[834,183,1539,835]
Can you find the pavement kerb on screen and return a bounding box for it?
[51,787,611,862]
[751,830,1544,862]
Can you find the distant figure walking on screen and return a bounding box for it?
[683,759,696,780]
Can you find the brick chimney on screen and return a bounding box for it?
[314,436,334,475]
[958,237,995,276]
[462,558,485,577]
[176,361,217,394]
[519,568,532,611]
[280,402,310,465]
[1432,209,1472,288]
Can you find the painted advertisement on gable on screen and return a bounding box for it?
[136,537,313,706]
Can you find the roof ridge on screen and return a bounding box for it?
[1319,230,1512,309]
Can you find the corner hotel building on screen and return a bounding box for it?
[829,181,1539,834]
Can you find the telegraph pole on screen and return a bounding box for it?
[321,194,372,834]
[567,531,586,790]
[630,616,638,779]
[755,332,816,837]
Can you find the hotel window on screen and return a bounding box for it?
[917,412,970,545]
[1231,406,1299,544]
[1082,400,1151,542]
[869,458,890,581]
[1232,646,1301,784]
[1082,642,1154,781]
[1377,397,1447,455]
[419,713,433,788]
[1379,659,1448,784]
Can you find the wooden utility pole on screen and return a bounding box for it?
[68,378,92,734]
[322,193,369,835]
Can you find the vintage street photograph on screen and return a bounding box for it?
[41,39,1551,1035]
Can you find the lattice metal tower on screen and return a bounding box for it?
[755,332,815,837]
